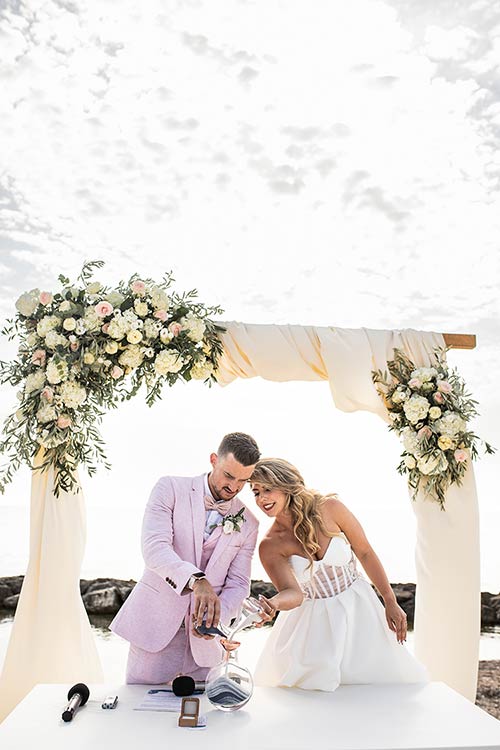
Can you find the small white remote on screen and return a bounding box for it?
[101,695,118,709]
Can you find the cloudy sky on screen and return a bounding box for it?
[0,0,499,589]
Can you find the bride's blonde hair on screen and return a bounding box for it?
[250,458,336,567]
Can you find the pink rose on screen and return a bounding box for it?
[408,378,422,389]
[57,415,72,429]
[417,426,432,440]
[41,386,54,402]
[95,301,114,318]
[454,449,467,463]
[154,310,168,321]
[39,291,53,306]
[131,280,146,295]
[111,365,124,379]
[433,391,445,404]
[31,349,46,366]
[101,323,110,334]
[70,341,80,351]
[168,322,182,337]
[437,380,452,394]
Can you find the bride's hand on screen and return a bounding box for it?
[384,600,407,644]
[254,595,277,627]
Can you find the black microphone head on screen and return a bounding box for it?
[172,675,195,696]
[67,683,90,705]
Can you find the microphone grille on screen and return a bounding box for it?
[67,683,90,704]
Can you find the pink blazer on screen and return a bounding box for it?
[110,474,259,667]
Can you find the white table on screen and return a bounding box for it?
[1,682,500,749]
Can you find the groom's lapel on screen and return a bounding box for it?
[206,497,245,570]
[190,475,206,567]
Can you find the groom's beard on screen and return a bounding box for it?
[208,476,238,502]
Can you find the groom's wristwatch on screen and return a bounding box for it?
[188,572,207,590]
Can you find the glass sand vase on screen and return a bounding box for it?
[205,639,254,712]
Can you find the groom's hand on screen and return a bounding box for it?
[192,578,221,631]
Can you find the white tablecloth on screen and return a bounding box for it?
[1,682,500,749]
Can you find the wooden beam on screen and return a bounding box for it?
[442,333,476,350]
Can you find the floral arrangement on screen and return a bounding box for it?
[372,348,494,509]
[211,508,246,535]
[0,261,225,496]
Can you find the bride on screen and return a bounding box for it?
[250,458,429,691]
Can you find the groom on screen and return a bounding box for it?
[110,432,260,684]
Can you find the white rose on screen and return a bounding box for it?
[223,519,234,534]
[26,332,39,347]
[105,341,119,355]
[16,289,40,317]
[428,406,441,420]
[83,352,95,364]
[62,317,76,331]
[59,300,72,312]
[127,329,143,344]
[438,435,454,451]
[403,395,430,424]
[417,451,449,476]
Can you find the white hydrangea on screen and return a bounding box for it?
[403,395,430,424]
[59,380,87,409]
[45,330,68,350]
[16,289,40,317]
[86,282,102,294]
[36,404,57,424]
[154,350,184,375]
[435,411,466,438]
[190,359,214,380]
[143,319,160,340]
[150,286,170,311]
[105,291,125,308]
[182,314,205,343]
[410,367,438,383]
[46,357,69,384]
[37,315,60,338]
[107,316,129,340]
[83,308,102,333]
[401,427,421,456]
[25,370,46,394]
[417,451,448,476]
[118,345,144,370]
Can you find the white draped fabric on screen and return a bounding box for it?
[0,323,479,723]
[0,451,103,722]
[216,322,480,701]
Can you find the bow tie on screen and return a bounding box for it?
[204,495,233,516]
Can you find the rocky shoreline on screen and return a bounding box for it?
[1,575,499,719]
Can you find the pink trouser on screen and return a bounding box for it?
[125,625,209,684]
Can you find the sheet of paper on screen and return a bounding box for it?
[134,689,183,712]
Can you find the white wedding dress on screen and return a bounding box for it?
[254,533,429,691]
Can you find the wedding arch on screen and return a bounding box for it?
[0,263,490,721]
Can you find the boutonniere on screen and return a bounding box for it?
[210,507,246,535]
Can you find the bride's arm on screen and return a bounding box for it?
[322,498,407,644]
[258,537,304,613]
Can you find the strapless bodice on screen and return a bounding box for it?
[290,534,360,599]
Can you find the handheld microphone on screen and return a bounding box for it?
[62,683,90,722]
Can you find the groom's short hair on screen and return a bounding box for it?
[218,432,260,466]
